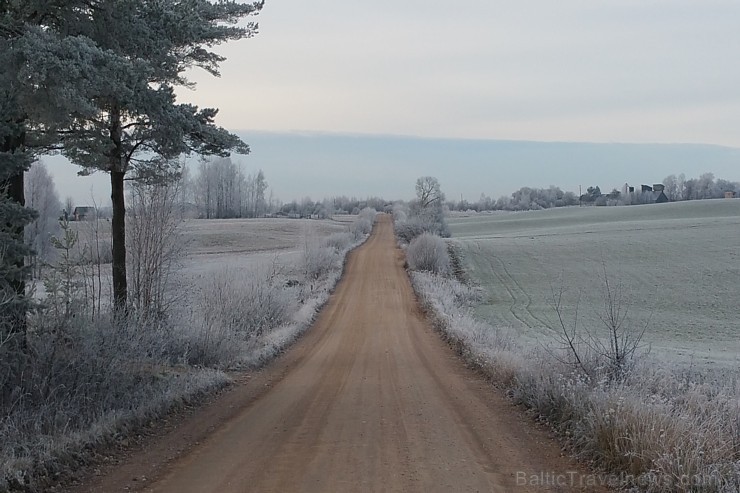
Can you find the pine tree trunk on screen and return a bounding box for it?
[108,105,127,314]
[111,169,127,312]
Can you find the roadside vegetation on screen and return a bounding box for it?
[398,177,740,492]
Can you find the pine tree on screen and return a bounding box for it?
[58,0,263,312]
[1,1,104,335]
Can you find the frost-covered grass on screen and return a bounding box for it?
[411,270,740,493]
[0,315,231,493]
[448,199,740,366]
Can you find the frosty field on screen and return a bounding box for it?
[61,217,353,304]
[179,217,350,276]
[448,200,740,366]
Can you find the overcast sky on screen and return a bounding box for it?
[180,0,740,145]
[49,0,740,204]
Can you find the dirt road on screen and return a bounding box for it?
[77,215,603,492]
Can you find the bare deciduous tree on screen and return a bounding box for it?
[547,263,649,383]
[662,174,679,202]
[76,198,110,320]
[127,180,186,322]
[396,176,450,241]
[63,197,74,219]
[24,161,61,277]
[415,176,445,208]
[194,157,269,219]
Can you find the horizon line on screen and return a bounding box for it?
[229,129,740,150]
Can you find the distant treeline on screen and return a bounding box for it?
[660,172,740,201]
[177,157,269,219]
[178,156,389,219]
[277,196,388,219]
[447,172,740,212]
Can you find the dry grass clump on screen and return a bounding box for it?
[179,262,297,367]
[409,270,740,493]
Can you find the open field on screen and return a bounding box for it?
[62,217,354,297]
[178,217,351,278]
[181,217,351,256]
[71,216,352,260]
[448,199,740,366]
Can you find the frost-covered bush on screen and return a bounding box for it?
[394,218,426,244]
[391,202,407,223]
[395,212,449,243]
[345,207,378,240]
[304,243,340,281]
[189,265,296,366]
[358,207,377,223]
[0,311,229,492]
[406,233,450,275]
[351,217,373,239]
[322,232,353,251]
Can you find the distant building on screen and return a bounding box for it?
[654,190,669,203]
[72,206,96,221]
[626,184,668,204]
[726,191,737,199]
[651,184,669,203]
